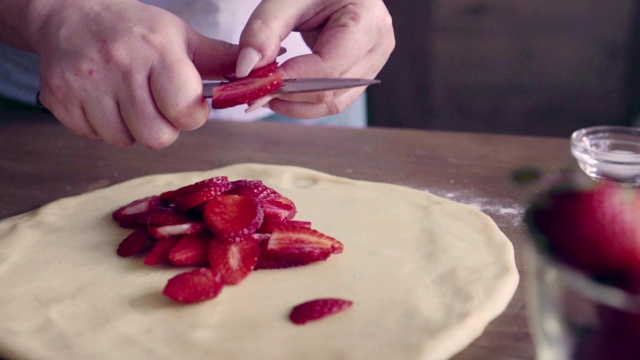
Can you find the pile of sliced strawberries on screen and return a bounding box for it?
[211,62,282,109]
[112,176,344,306]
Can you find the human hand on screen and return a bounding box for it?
[33,0,238,148]
[237,0,395,119]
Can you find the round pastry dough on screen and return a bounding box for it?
[0,164,518,360]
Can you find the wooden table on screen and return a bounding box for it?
[0,107,575,359]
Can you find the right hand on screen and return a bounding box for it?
[33,0,239,148]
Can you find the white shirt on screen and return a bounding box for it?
[0,0,310,121]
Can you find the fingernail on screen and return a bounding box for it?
[236,47,261,78]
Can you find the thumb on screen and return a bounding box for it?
[188,31,240,79]
[237,1,303,77]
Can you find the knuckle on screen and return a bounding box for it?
[142,129,179,149]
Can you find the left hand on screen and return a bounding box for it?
[237,0,395,119]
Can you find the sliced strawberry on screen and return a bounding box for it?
[209,236,260,285]
[116,228,150,257]
[144,237,180,265]
[172,182,235,212]
[148,222,207,240]
[255,253,319,270]
[286,220,312,228]
[231,179,282,201]
[146,207,191,226]
[163,268,224,303]
[160,176,230,204]
[211,74,283,109]
[289,298,353,325]
[267,226,343,263]
[203,194,264,241]
[223,62,279,82]
[168,234,210,267]
[112,195,163,228]
[259,197,298,232]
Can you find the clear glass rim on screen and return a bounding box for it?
[535,250,640,313]
[571,125,640,161]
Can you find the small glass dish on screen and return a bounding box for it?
[526,242,640,360]
[570,126,640,185]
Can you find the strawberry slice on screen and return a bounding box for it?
[148,222,207,240]
[112,195,163,228]
[144,237,179,265]
[289,298,353,325]
[203,194,264,241]
[116,228,150,257]
[163,268,224,303]
[160,176,230,204]
[146,207,191,226]
[259,197,298,233]
[168,234,210,267]
[267,226,343,263]
[172,181,234,212]
[231,179,282,201]
[209,236,260,285]
[211,74,283,109]
[223,62,279,82]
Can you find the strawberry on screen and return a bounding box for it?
[209,236,260,285]
[171,182,234,212]
[116,228,150,257]
[258,197,298,232]
[146,207,191,226]
[163,268,224,303]
[168,234,210,267]
[203,194,264,241]
[223,62,279,82]
[112,195,163,228]
[211,74,283,109]
[148,222,206,240]
[525,171,640,293]
[144,237,179,265]
[160,176,230,204]
[289,298,353,325]
[231,179,282,201]
[266,226,344,263]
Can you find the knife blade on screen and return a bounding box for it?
[202,78,380,98]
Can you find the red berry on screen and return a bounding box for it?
[231,179,282,201]
[146,207,190,226]
[267,226,343,262]
[168,234,210,267]
[144,237,179,266]
[148,222,207,240]
[223,62,279,81]
[172,182,234,212]
[211,74,283,109]
[163,268,223,303]
[160,176,230,204]
[209,236,260,285]
[526,173,640,293]
[203,194,264,241]
[116,228,150,257]
[258,197,298,233]
[112,195,163,228]
[289,298,353,325]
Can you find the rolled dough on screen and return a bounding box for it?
[0,163,518,360]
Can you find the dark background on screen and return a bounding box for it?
[368,0,640,137]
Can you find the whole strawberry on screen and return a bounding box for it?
[525,171,640,293]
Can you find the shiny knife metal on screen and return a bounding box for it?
[202,78,380,98]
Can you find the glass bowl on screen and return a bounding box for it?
[526,243,640,360]
[570,126,640,185]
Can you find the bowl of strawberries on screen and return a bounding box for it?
[524,169,640,360]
